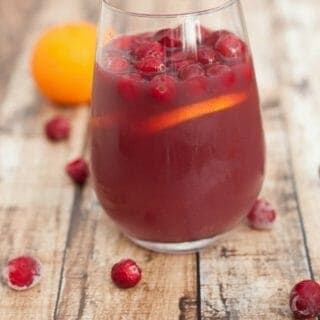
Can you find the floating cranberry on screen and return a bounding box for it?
[150,75,176,102]
[66,158,89,185]
[136,57,166,73]
[45,116,70,141]
[185,75,208,97]
[110,35,134,50]
[134,41,164,60]
[111,259,142,289]
[205,30,231,47]
[247,199,276,230]
[178,63,205,80]
[154,28,182,48]
[117,73,143,102]
[197,47,218,65]
[290,280,320,319]
[2,256,42,291]
[215,33,247,61]
[207,64,235,87]
[105,56,130,73]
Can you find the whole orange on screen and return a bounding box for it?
[31,22,96,106]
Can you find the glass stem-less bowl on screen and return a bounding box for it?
[91,0,265,253]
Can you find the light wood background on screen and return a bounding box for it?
[0,0,319,319]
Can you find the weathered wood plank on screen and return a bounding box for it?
[272,0,320,279]
[0,0,94,318]
[199,1,312,318]
[55,185,197,320]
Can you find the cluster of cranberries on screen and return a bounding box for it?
[45,116,89,185]
[102,26,249,102]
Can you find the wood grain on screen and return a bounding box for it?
[0,0,93,318]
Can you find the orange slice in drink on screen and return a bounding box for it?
[138,92,247,134]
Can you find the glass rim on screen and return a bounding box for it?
[102,0,237,18]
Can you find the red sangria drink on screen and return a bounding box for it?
[91,0,265,252]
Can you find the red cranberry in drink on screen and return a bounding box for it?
[197,47,218,65]
[2,256,42,291]
[185,75,208,97]
[150,74,176,102]
[205,30,231,47]
[117,73,143,102]
[154,28,182,48]
[215,33,247,61]
[66,158,89,185]
[105,56,130,73]
[45,116,70,141]
[134,41,164,60]
[290,280,320,319]
[136,57,166,73]
[178,63,205,80]
[247,199,276,230]
[111,259,142,289]
[111,35,134,50]
[207,64,235,87]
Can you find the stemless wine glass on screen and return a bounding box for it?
[91,0,265,253]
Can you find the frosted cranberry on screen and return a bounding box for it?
[150,75,176,102]
[2,256,42,290]
[136,57,166,73]
[215,34,247,60]
[290,280,320,319]
[207,64,235,87]
[66,158,89,185]
[197,47,218,65]
[247,199,276,230]
[179,63,205,80]
[111,259,142,289]
[45,116,70,141]
[154,28,182,48]
[205,30,231,47]
[117,73,143,102]
[105,56,130,73]
[185,75,208,97]
[134,41,164,59]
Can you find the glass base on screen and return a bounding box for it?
[128,234,221,254]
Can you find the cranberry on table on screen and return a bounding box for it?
[135,56,166,73]
[66,158,89,185]
[247,199,276,230]
[45,116,70,141]
[2,256,42,291]
[111,259,142,289]
[150,74,176,102]
[117,73,143,102]
[290,280,320,319]
[133,41,164,60]
[178,63,205,80]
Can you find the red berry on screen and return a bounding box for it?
[207,64,235,87]
[215,34,247,61]
[169,50,189,63]
[66,158,89,185]
[117,73,143,102]
[105,56,130,73]
[290,280,320,319]
[2,256,42,290]
[45,116,70,141]
[135,57,166,73]
[111,259,142,289]
[197,47,218,65]
[178,63,205,80]
[198,25,211,41]
[247,199,276,230]
[185,75,208,97]
[205,30,231,47]
[134,41,164,60]
[111,35,135,50]
[150,75,176,102]
[154,28,182,48]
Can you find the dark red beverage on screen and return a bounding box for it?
[91,27,265,245]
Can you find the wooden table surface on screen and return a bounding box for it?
[0,0,319,319]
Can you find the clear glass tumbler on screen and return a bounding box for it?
[91,0,265,253]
